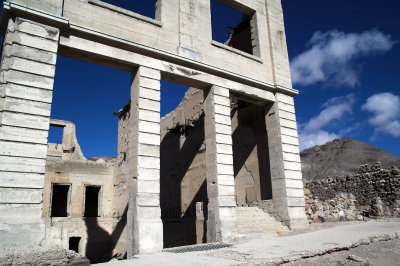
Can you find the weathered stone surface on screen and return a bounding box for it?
[304,164,400,223]
[0,17,60,250]
[0,245,89,266]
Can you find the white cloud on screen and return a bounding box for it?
[362,92,400,138]
[291,30,394,87]
[299,94,354,150]
[299,130,340,152]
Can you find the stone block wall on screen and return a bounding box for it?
[265,93,308,229]
[127,66,163,256]
[304,163,400,223]
[0,17,59,248]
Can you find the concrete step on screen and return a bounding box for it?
[235,206,290,236]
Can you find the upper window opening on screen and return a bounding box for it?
[211,0,257,56]
[51,184,70,217]
[48,125,64,144]
[100,0,157,19]
[84,186,101,217]
[52,55,131,159]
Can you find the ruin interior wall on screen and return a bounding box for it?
[160,88,207,248]
[43,119,125,262]
[43,160,117,262]
[160,88,274,209]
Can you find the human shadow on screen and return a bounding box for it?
[84,204,128,263]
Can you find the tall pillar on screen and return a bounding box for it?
[265,93,308,229]
[0,17,59,247]
[127,66,163,256]
[204,86,237,242]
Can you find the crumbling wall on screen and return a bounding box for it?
[304,163,400,223]
[160,88,207,248]
[43,119,124,263]
[231,100,272,206]
[47,119,85,161]
[111,103,131,256]
[160,89,273,214]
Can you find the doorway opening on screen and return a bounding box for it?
[231,97,272,206]
[69,237,81,253]
[160,80,208,248]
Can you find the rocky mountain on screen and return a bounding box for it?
[300,138,400,180]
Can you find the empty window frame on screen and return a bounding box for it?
[210,0,260,56]
[69,237,81,253]
[48,125,64,144]
[84,186,101,217]
[96,0,158,20]
[50,184,71,217]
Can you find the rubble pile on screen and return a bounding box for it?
[304,163,400,223]
[304,191,363,223]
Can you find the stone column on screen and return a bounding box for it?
[204,86,237,243]
[0,17,59,248]
[127,66,163,256]
[265,93,308,229]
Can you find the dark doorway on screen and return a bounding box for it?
[84,186,101,217]
[232,100,272,205]
[50,184,70,217]
[69,237,81,253]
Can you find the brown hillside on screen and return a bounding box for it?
[300,138,400,180]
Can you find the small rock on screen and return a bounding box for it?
[347,254,364,262]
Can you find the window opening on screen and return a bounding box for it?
[84,186,101,217]
[52,55,130,159]
[69,237,81,253]
[100,0,157,19]
[210,0,257,55]
[50,184,70,217]
[48,125,64,144]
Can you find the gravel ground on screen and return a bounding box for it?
[283,238,400,266]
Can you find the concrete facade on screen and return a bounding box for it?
[0,0,308,260]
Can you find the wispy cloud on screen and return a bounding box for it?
[299,94,355,150]
[291,30,394,87]
[362,92,400,138]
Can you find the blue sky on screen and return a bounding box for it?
[33,1,399,158]
[282,0,400,156]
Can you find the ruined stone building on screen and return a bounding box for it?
[0,0,307,262]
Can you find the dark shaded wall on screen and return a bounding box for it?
[160,88,208,248]
[231,101,272,206]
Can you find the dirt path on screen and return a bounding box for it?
[283,238,400,266]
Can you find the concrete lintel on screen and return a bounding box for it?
[60,22,298,96]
